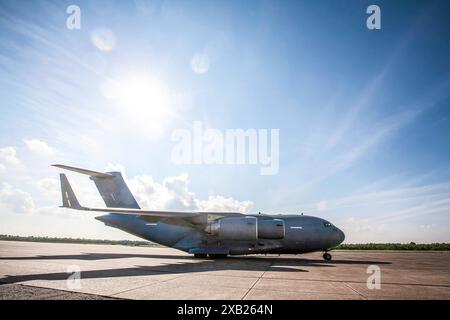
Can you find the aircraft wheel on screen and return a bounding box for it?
[323,252,332,261]
[208,254,228,259]
[194,253,208,258]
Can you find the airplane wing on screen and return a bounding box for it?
[57,173,243,219]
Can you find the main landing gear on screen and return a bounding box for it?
[193,253,228,259]
[208,254,228,259]
[323,252,332,261]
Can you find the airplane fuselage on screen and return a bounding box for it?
[95,213,345,255]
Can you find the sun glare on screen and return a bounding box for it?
[102,75,172,138]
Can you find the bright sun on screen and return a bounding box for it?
[102,75,172,138]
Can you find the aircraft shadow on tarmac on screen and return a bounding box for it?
[0,253,392,265]
[0,253,391,284]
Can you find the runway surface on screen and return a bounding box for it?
[1,241,449,300]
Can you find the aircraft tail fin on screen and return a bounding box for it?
[57,173,198,218]
[59,173,82,209]
[53,164,140,209]
[90,172,141,209]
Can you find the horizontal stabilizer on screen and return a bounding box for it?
[52,164,113,179]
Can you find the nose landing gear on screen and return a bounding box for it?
[323,252,332,261]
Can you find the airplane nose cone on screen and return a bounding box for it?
[337,228,345,244]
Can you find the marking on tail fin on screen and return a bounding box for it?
[59,173,82,209]
[66,192,71,207]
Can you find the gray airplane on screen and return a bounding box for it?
[53,164,345,261]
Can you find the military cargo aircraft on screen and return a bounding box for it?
[53,164,345,260]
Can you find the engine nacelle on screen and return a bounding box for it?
[206,216,257,241]
[257,219,285,239]
[205,217,285,241]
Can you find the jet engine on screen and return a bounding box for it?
[205,216,257,241]
[205,216,285,240]
[258,218,285,239]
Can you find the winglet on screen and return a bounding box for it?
[59,173,82,209]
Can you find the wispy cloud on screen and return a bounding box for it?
[23,138,58,156]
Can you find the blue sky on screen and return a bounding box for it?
[0,0,449,242]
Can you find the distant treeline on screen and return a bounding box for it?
[336,243,450,251]
[1,235,449,250]
[0,234,159,247]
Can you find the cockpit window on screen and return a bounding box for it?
[323,222,332,227]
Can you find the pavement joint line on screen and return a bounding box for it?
[240,261,274,300]
[344,282,367,300]
[258,277,450,288]
[110,274,188,297]
[248,287,363,298]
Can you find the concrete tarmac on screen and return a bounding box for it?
[0,241,449,300]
